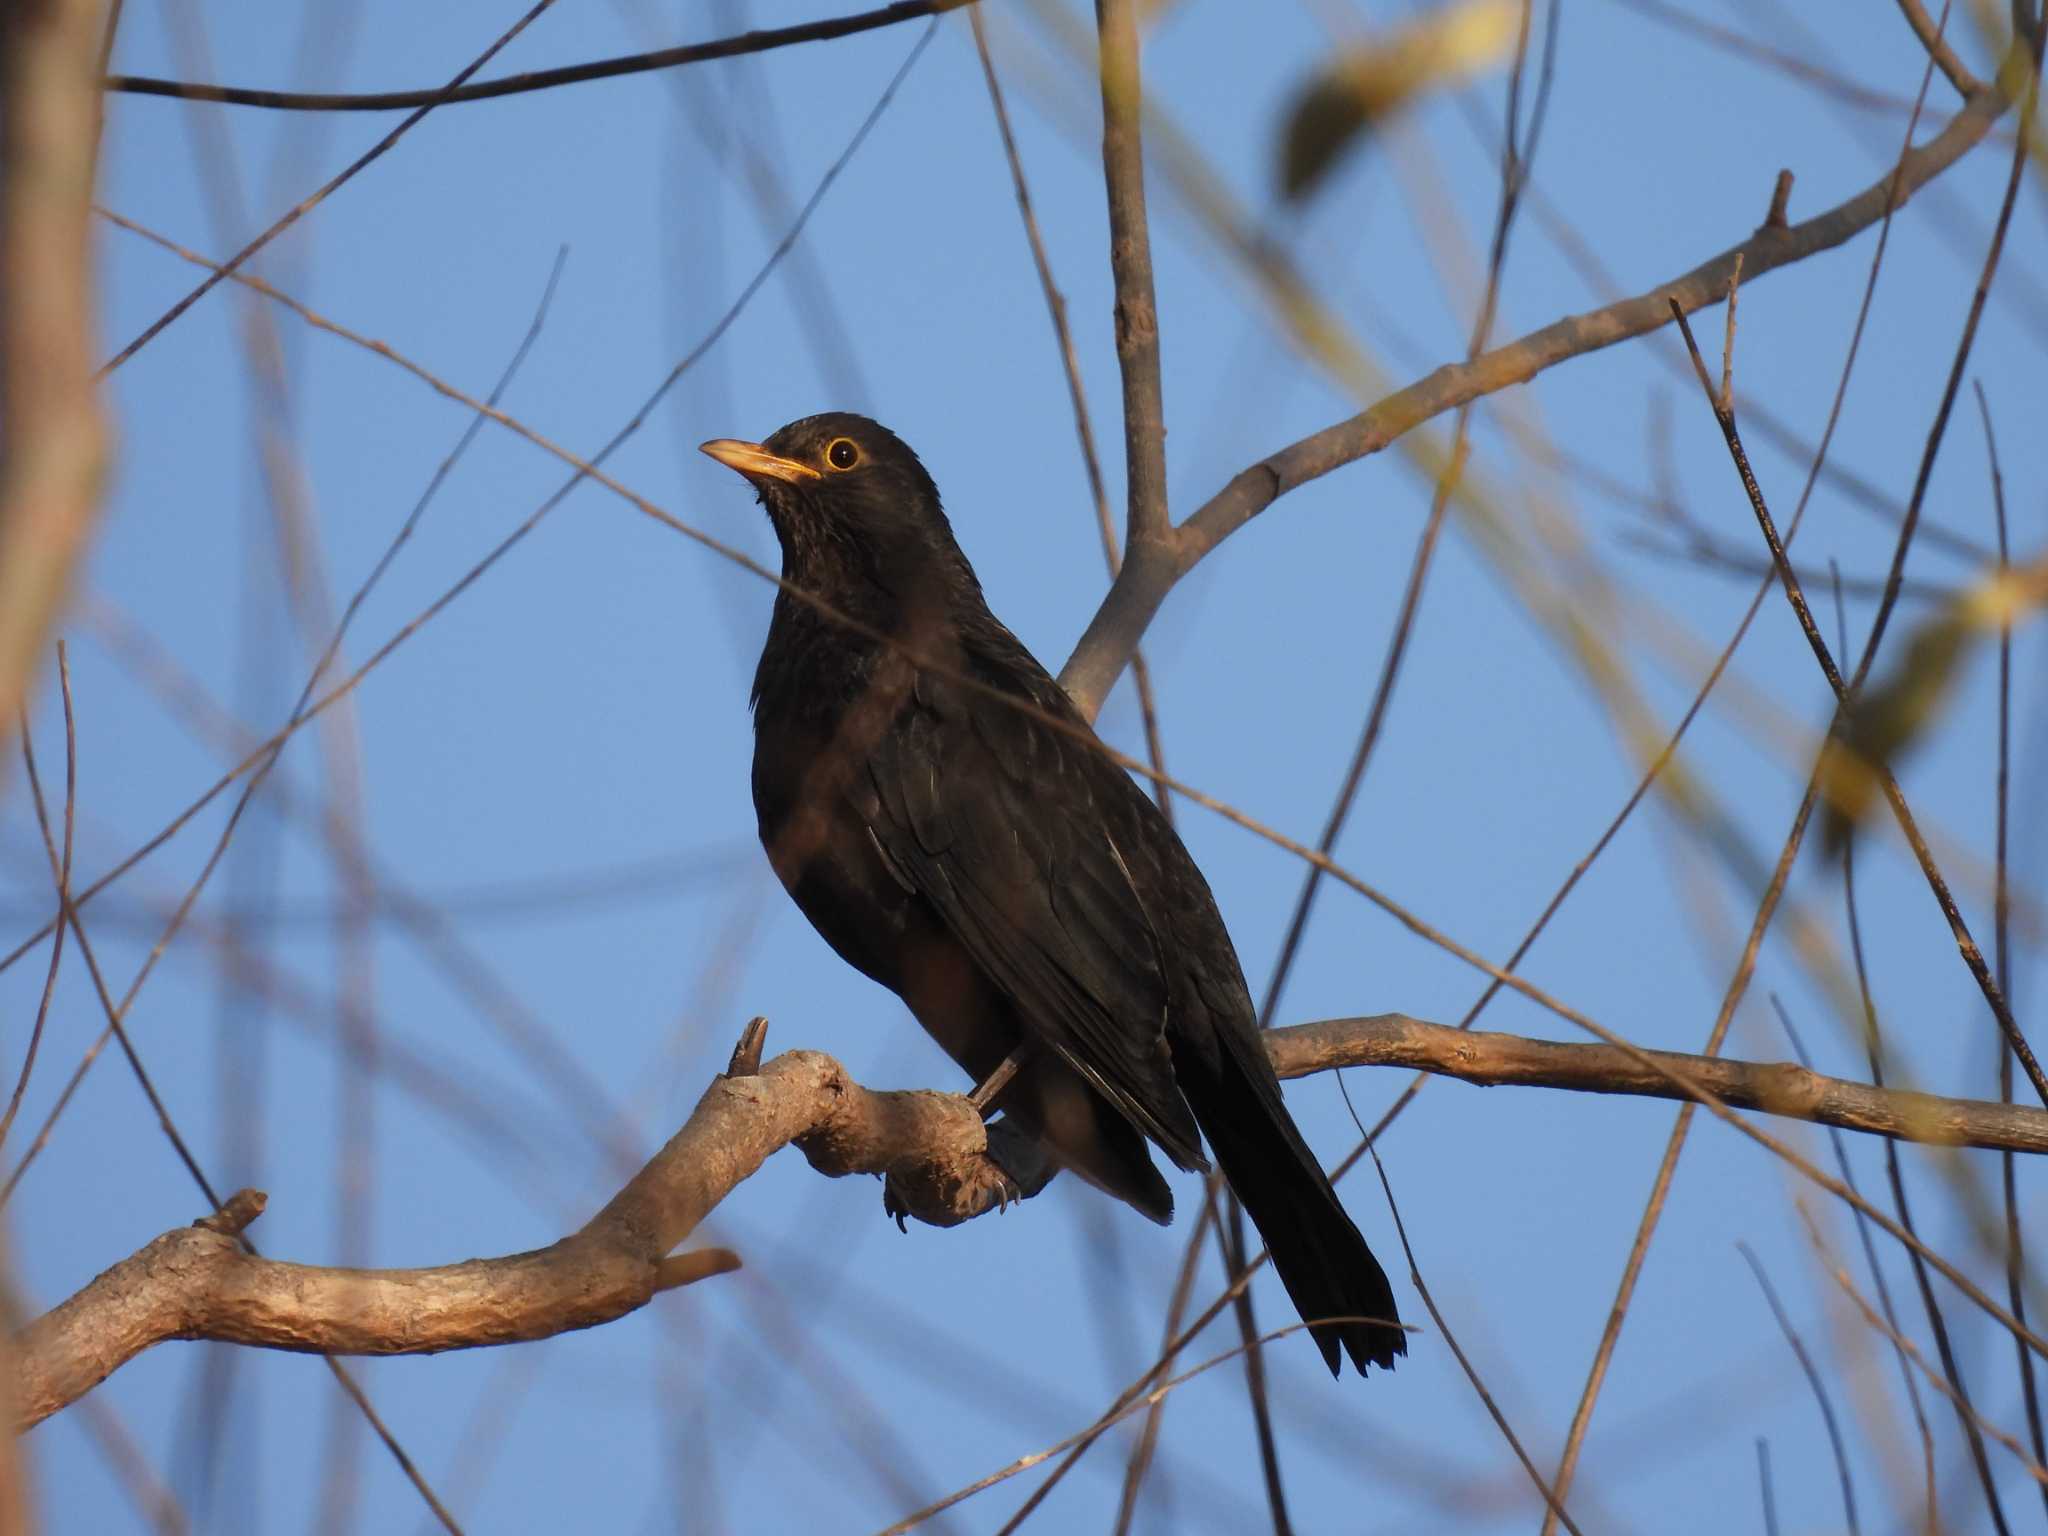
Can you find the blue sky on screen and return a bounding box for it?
[6,0,2046,1530]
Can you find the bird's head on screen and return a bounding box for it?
[700,413,969,601]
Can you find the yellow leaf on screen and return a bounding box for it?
[1279,0,1521,202]
[1822,554,2046,852]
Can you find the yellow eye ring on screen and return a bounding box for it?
[825,438,861,471]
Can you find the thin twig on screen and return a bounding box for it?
[1977,378,2045,1513]
[1542,740,1822,1526]
[1623,528,1959,604]
[1614,0,1970,114]
[1111,1198,1219,1533]
[1369,1146,1583,1535]
[1215,1196,1289,1535]
[1846,822,2009,1533]
[887,1317,1407,1536]
[1820,562,1939,1532]
[1894,0,1984,93]
[1,652,73,1145]
[77,1395,187,1535]
[1002,1223,1276,1531]
[1848,29,2039,696]
[1718,253,1742,411]
[98,0,566,374]
[1737,1242,1860,1534]
[314,1359,466,1536]
[13,732,220,1211]
[1798,1201,2048,1486]
[1775,988,1936,1527]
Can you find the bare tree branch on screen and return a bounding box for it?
[1895,0,1984,95]
[1093,0,1171,556]
[104,0,972,112]
[22,1006,2048,1432]
[13,1036,1027,1429]
[1271,1015,2048,1154]
[1058,75,2014,713]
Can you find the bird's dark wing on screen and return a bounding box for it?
[863,653,1208,1172]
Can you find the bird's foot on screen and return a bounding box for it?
[880,1115,1054,1231]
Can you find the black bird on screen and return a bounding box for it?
[703,412,1405,1376]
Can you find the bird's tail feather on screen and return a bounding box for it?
[1174,1039,1406,1377]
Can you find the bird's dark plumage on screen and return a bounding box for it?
[704,412,1405,1376]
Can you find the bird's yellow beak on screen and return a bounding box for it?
[699,439,820,484]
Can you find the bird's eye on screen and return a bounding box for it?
[826,438,860,471]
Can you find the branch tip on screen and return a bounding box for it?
[728,1016,770,1078]
[1721,252,1744,414]
[1764,169,1794,229]
[196,1188,267,1235]
[655,1248,742,1292]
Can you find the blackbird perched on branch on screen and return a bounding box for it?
[703,412,1405,1376]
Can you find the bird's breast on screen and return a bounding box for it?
[750,666,921,994]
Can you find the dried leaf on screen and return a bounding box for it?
[1822,558,2046,852]
[1279,0,1521,202]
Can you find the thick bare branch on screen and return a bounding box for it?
[12,1041,1027,1429]
[23,1004,2047,1431]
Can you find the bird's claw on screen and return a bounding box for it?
[879,1156,1026,1230]
[881,1175,912,1233]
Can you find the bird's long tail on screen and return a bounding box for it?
[1173,1036,1406,1377]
